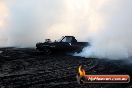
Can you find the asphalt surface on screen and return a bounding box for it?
[0,48,131,88]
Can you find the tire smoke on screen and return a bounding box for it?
[76,0,132,59]
[0,0,132,59]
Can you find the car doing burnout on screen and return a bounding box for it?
[36,36,89,54]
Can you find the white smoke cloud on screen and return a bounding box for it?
[0,0,132,59]
[6,0,65,47]
[0,0,92,47]
[0,0,64,47]
[77,0,132,59]
[0,1,9,47]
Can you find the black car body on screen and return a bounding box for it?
[36,36,89,54]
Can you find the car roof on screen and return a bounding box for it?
[64,36,75,38]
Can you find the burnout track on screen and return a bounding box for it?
[0,48,131,88]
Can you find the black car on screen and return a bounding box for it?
[36,36,89,54]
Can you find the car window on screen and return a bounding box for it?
[62,37,72,42]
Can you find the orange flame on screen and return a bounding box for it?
[78,65,86,76]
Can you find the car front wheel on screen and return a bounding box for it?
[43,48,52,55]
